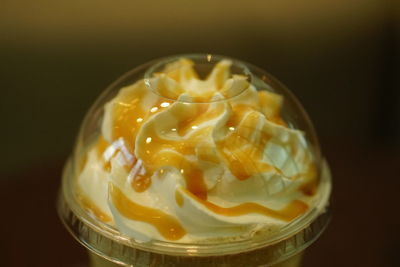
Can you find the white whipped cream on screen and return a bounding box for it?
[77,58,324,243]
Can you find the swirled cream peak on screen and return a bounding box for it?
[146,59,250,102]
[77,58,319,243]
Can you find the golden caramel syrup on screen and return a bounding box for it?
[91,62,314,234]
[111,84,146,155]
[96,136,154,193]
[96,136,110,157]
[95,83,172,190]
[298,164,318,196]
[217,109,276,180]
[137,103,224,199]
[175,190,184,207]
[300,180,318,196]
[111,82,172,154]
[77,193,112,223]
[78,153,88,174]
[110,185,186,240]
[95,136,112,172]
[225,104,252,127]
[131,172,152,193]
[184,189,308,222]
[106,80,294,199]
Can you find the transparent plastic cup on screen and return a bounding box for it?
[57,54,331,267]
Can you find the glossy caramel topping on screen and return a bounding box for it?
[217,109,276,180]
[76,58,323,244]
[225,104,252,128]
[96,136,110,158]
[175,190,184,207]
[185,190,308,222]
[300,180,318,196]
[110,185,186,240]
[111,95,213,196]
[112,94,144,155]
[99,83,172,190]
[95,59,316,239]
[137,103,223,199]
[132,173,152,193]
[95,136,112,172]
[78,153,88,174]
[78,193,112,223]
[298,164,318,196]
[109,64,291,198]
[111,83,172,155]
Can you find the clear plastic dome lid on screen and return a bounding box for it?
[61,54,330,260]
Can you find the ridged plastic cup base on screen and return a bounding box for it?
[57,159,331,267]
[88,250,304,267]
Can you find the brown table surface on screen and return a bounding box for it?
[1,142,399,267]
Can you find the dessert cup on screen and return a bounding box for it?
[57,54,331,267]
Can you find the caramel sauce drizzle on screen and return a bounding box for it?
[217,107,276,180]
[96,83,172,191]
[78,153,88,174]
[175,190,184,207]
[111,83,172,155]
[110,185,186,240]
[132,175,152,192]
[96,135,110,157]
[184,189,308,222]
[112,98,142,156]
[96,136,112,172]
[129,159,152,192]
[83,64,317,240]
[77,193,112,223]
[138,103,225,199]
[298,164,318,196]
[300,180,318,196]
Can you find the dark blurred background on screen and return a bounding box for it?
[1,1,399,266]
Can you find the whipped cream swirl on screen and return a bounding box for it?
[77,58,318,243]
